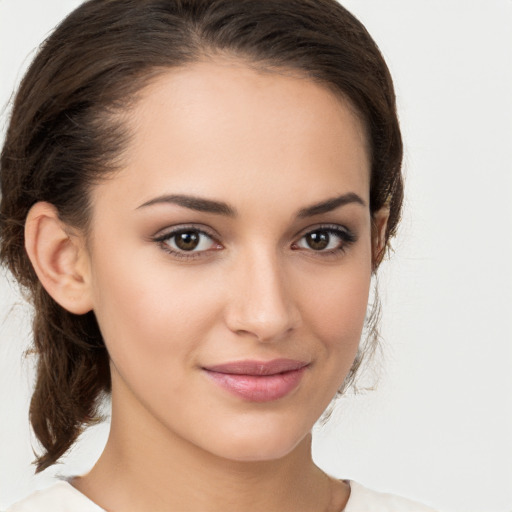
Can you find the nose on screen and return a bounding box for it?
[224,249,301,342]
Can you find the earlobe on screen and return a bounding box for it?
[371,207,390,270]
[24,202,93,314]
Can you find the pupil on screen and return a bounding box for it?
[175,231,199,251]
[307,231,329,250]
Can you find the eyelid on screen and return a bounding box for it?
[292,223,357,252]
[150,222,356,260]
[294,223,356,240]
[152,223,218,241]
[152,224,223,260]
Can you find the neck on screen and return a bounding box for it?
[73,384,348,512]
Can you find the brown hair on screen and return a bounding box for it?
[0,0,402,471]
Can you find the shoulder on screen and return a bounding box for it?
[344,481,438,512]
[6,481,104,512]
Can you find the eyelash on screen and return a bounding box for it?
[152,224,356,261]
[153,225,221,261]
[292,224,357,256]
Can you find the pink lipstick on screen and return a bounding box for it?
[203,359,308,402]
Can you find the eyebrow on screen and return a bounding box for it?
[136,192,365,217]
[137,194,237,216]
[297,192,366,218]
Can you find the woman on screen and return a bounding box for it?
[1,0,436,510]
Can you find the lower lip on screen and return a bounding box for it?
[204,367,307,402]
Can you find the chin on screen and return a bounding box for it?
[196,414,312,463]
[214,437,304,463]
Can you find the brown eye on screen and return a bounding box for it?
[294,226,356,253]
[156,228,219,254]
[175,231,200,251]
[305,231,330,250]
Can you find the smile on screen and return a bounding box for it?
[203,359,309,402]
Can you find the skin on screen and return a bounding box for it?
[26,59,388,511]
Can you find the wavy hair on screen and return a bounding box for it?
[0,0,402,471]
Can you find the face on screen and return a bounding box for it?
[84,60,378,462]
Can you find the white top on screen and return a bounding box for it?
[6,480,437,511]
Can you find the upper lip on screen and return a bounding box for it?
[204,359,309,376]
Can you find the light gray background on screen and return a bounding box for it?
[1,1,511,510]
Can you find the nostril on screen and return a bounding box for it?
[223,259,301,341]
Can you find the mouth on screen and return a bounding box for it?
[202,359,309,402]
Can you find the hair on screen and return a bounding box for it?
[0,0,402,472]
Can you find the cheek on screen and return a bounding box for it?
[299,262,372,352]
[88,247,222,375]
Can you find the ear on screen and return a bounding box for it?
[371,207,390,270]
[24,202,93,314]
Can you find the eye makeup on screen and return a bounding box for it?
[292,224,357,256]
[151,222,357,262]
[152,224,223,261]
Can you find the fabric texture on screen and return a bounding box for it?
[6,479,437,511]
[344,481,437,511]
[6,482,103,512]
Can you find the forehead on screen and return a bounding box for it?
[94,59,370,213]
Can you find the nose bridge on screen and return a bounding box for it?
[225,244,299,341]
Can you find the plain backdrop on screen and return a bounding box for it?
[1,1,511,511]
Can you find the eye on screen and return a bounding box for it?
[293,226,356,253]
[154,227,221,257]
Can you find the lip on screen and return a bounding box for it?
[203,359,309,402]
